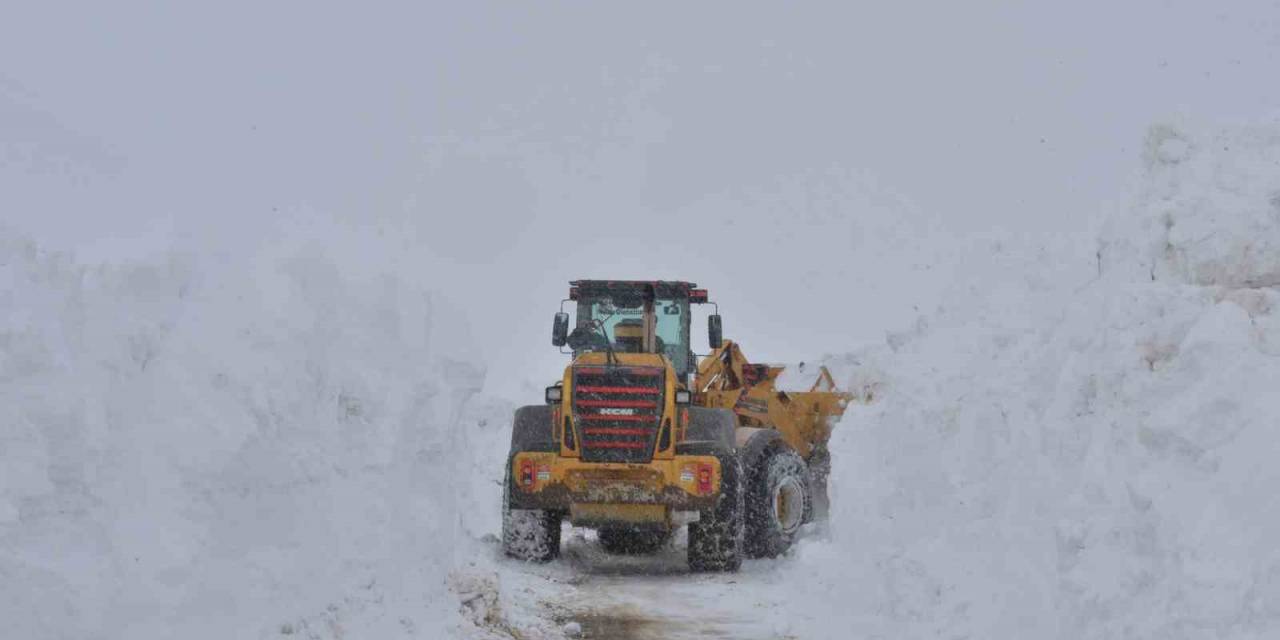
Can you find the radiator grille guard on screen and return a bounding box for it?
[572,365,664,463]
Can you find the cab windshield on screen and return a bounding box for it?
[578,296,691,373]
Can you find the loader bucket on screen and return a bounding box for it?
[694,341,853,459]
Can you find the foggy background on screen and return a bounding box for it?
[5,2,1279,399]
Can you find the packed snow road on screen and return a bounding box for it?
[494,524,811,640]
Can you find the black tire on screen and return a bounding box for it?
[501,473,561,562]
[688,457,744,572]
[510,406,557,453]
[680,407,736,452]
[744,447,810,558]
[805,446,831,524]
[597,526,671,555]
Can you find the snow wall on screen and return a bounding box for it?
[795,119,1280,639]
[0,218,507,639]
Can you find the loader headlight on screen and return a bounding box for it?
[674,389,692,405]
[545,385,563,404]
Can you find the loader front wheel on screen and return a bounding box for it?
[688,457,743,572]
[744,447,809,558]
[501,477,561,562]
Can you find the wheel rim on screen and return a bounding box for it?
[772,476,805,535]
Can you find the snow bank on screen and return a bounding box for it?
[0,220,500,639]
[1103,121,1280,289]
[788,118,1280,639]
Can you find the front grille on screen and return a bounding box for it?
[572,365,664,463]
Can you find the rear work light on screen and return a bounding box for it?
[520,460,535,487]
[545,385,563,404]
[696,462,713,495]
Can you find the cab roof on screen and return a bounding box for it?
[569,280,708,303]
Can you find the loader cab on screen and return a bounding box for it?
[552,280,715,381]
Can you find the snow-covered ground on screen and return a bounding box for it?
[4,117,1279,639]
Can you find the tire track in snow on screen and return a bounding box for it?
[507,527,798,640]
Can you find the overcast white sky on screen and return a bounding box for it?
[4,2,1279,397]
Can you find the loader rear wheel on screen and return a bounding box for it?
[688,457,743,572]
[501,477,561,562]
[597,526,670,555]
[744,447,809,558]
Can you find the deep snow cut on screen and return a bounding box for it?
[0,220,488,639]
[4,116,1280,640]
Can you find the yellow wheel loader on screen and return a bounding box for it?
[502,280,851,571]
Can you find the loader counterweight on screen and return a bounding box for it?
[508,452,723,519]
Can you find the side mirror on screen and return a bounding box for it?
[552,312,569,347]
[708,314,723,349]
